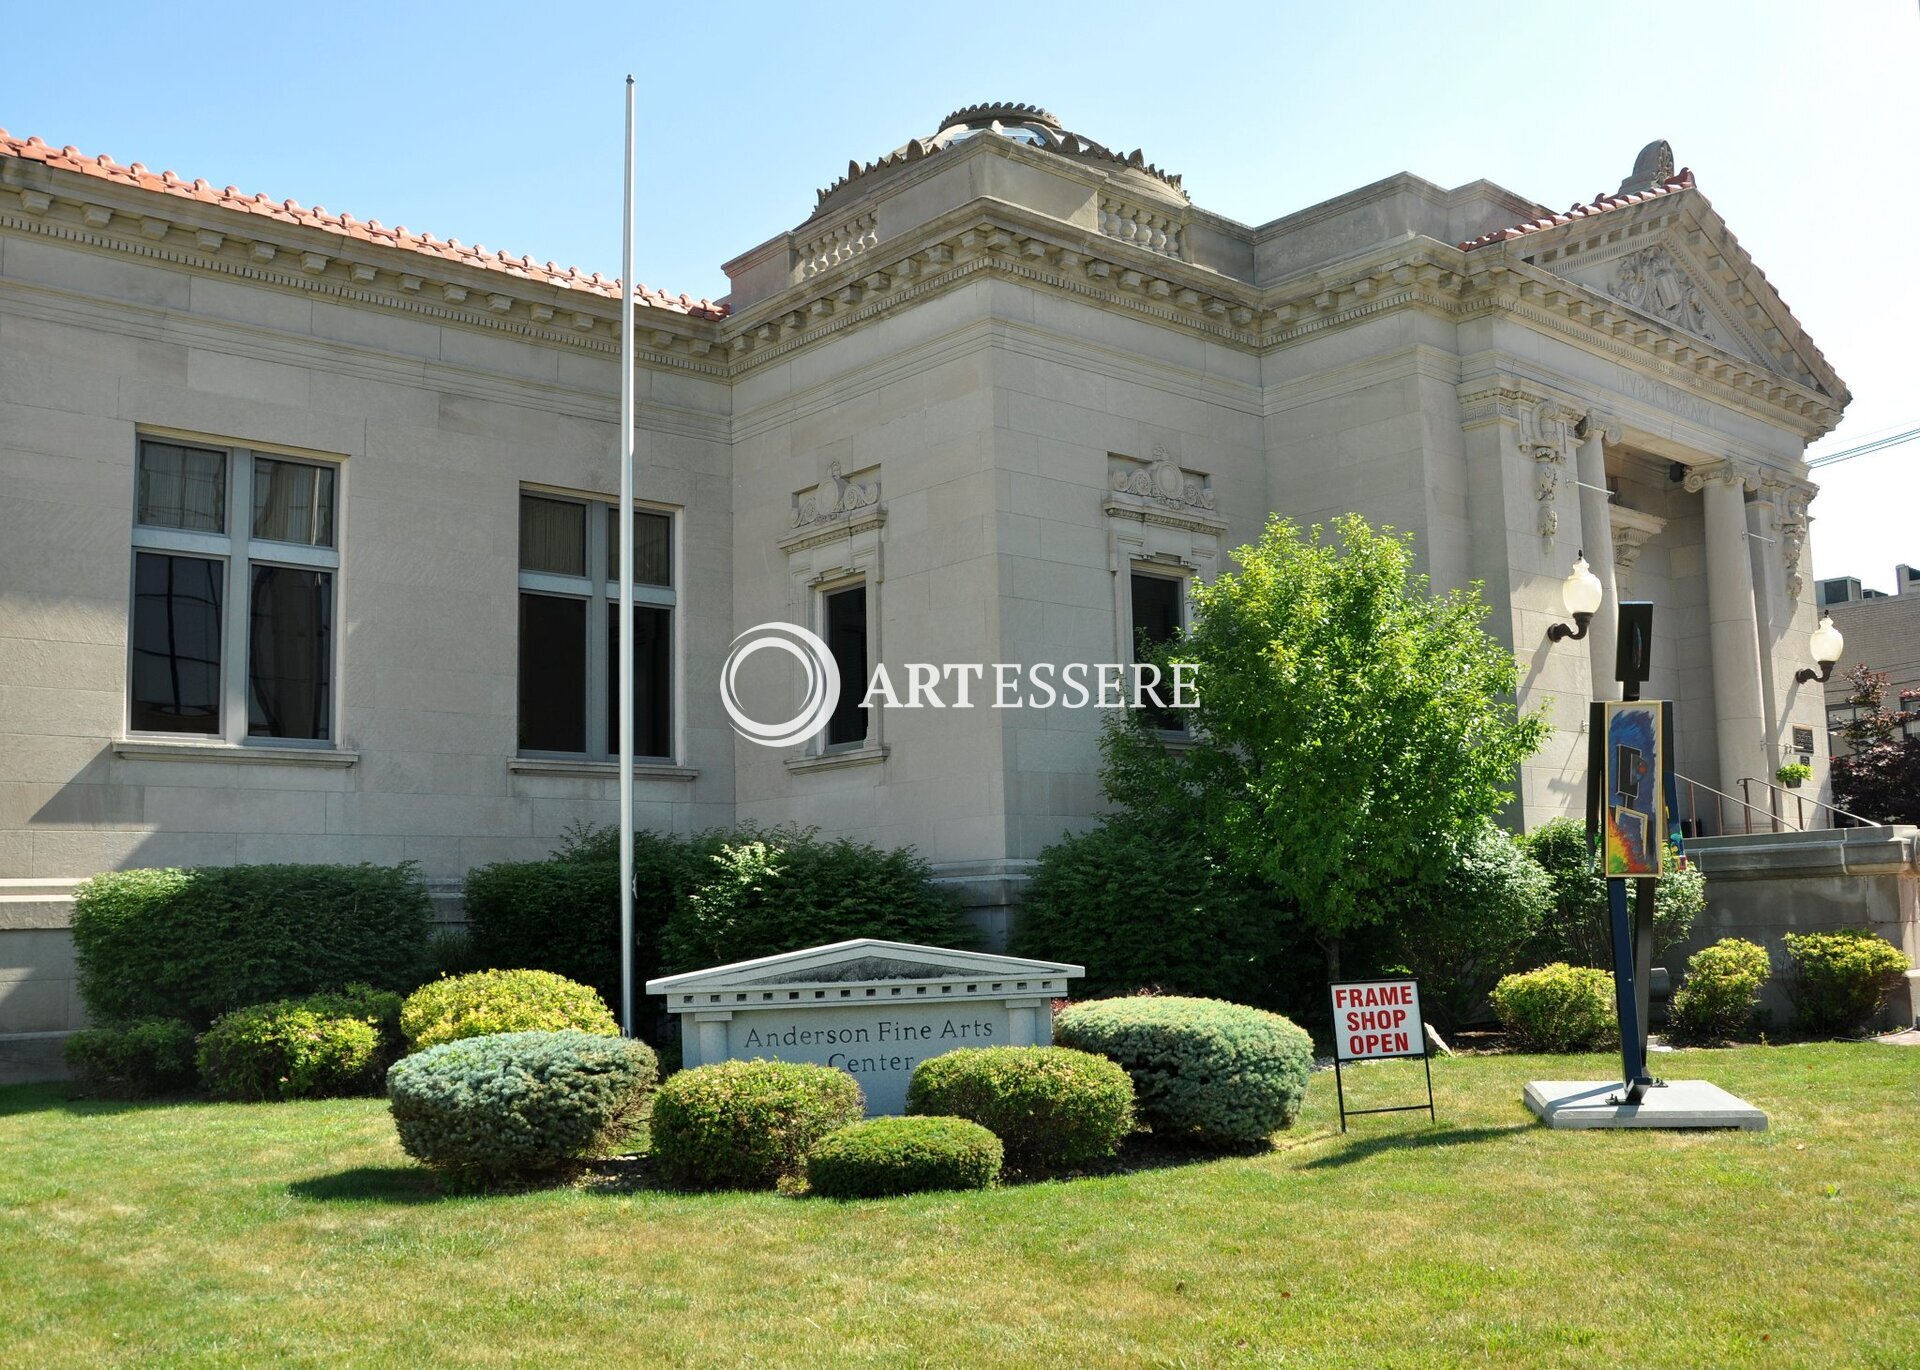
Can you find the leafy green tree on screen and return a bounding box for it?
[1382,819,1552,1030]
[1831,665,1920,825]
[1110,514,1548,976]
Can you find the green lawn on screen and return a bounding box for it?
[3,1044,1916,1368]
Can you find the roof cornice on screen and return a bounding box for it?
[0,129,724,317]
[0,162,1846,437]
[0,164,731,379]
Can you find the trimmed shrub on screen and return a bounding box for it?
[197,985,403,1101]
[387,1030,658,1189]
[399,969,619,1052]
[1518,819,1702,970]
[70,864,432,1028]
[805,1116,1003,1199]
[1384,820,1552,1030]
[906,1046,1134,1176]
[659,829,970,974]
[1054,995,1312,1146]
[1011,822,1300,1010]
[62,1018,198,1096]
[1668,939,1771,1043]
[1490,963,1617,1052]
[1783,931,1911,1035]
[463,824,713,1011]
[650,1059,864,1191]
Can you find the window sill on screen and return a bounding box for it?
[785,744,889,776]
[509,758,698,782]
[112,739,360,768]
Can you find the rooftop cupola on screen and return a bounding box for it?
[808,102,1188,220]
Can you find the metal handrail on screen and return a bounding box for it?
[1673,773,1784,838]
[1737,776,1883,833]
[1671,771,1883,837]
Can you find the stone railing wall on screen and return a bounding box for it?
[1098,196,1184,259]
[799,211,878,278]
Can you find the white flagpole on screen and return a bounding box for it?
[618,75,637,1039]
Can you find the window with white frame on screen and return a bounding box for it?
[1128,568,1186,732]
[128,438,340,743]
[517,491,674,760]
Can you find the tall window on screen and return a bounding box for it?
[823,583,869,748]
[1128,570,1185,732]
[517,491,674,760]
[128,439,339,743]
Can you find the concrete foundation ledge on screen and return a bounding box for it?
[1524,1079,1767,1130]
[0,1031,76,1087]
[1687,824,1918,880]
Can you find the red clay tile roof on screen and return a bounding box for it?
[0,129,726,319]
[1457,170,1695,250]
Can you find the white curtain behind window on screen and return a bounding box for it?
[253,458,335,545]
[606,507,672,585]
[521,496,587,576]
[137,443,226,532]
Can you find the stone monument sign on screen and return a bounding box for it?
[646,940,1085,1114]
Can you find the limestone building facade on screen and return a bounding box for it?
[0,105,1849,1049]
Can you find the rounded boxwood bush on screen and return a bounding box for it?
[387,1030,657,1188]
[1490,963,1617,1052]
[650,1059,865,1191]
[906,1046,1134,1176]
[806,1116,1003,1199]
[63,1017,198,1096]
[1054,995,1313,1146]
[198,984,404,1101]
[1668,938,1771,1043]
[399,969,618,1051]
[1784,931,1911,1034]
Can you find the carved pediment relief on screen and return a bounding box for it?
[1555,238,1775,371]
[1108,445,1214,512]
[791,459,880,530]
[1608,246,1716,342]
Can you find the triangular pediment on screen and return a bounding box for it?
[645,938,1083,995]
[1512,191,1845,402]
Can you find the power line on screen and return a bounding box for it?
[1807,425,1920,469]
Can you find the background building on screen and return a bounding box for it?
[0,105,1852,1053]
[1819,564,1920,755]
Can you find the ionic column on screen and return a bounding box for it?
[1685,460,1770,796]
[1575,419,1620,702]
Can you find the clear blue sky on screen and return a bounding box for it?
[8,1,1915,589]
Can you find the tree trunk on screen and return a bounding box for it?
[1323,936,1342,982]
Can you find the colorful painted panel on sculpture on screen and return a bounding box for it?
[1603,701,1664,877]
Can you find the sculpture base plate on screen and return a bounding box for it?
[1523,1079,1767,1131]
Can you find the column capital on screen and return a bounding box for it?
[1681,458,1759,494]
[1610,506,1666,586]
[1576,410,1623,445]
